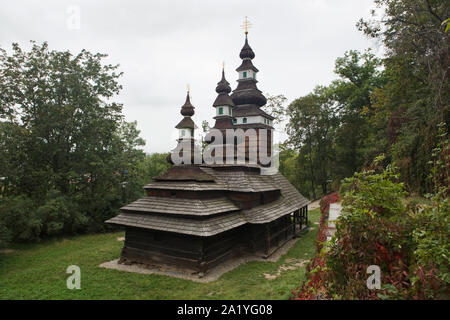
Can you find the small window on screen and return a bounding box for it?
[243,117,247,124]
[219,107,223,115]
[229,108,232,115]
[181,129,185,136]
[233,119,237,124]
[243,71,247,78]
[191,130,194,137]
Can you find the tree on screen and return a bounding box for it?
[139,153,172,182]
[263,94,288,124]
[0,42,146,240]
[286,86,338,198]
[329,49,384,179]
[358,0,449,193]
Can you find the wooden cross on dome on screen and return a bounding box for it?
[241,16,252,35]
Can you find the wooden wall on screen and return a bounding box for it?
[119,205,307,275]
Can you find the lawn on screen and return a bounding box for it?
[0,208,320,300]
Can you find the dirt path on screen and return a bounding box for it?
[263,258,309,280]
[309,199,320,210]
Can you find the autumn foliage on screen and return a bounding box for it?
[291,164,449,300]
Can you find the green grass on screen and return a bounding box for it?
[0,209,320,300]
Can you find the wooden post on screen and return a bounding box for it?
[305,205,308,226]
[198,238,206,277]
[291,212,295,238]
[300,208,303,230]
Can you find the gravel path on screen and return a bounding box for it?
[309,199,320,210]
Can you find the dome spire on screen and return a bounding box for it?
[176,87,196,130]
[180,86,194,117]
[239,17,255,60]
[231,18,267,107]
[170,89,200,165]
[215,63,232,94]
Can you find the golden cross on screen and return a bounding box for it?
[187,83,190,93]
[241,16,252,35]
[222,61,225,70]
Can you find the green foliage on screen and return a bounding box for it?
[283,50,384,199]
[139,153,172,181]
[283,0,448,196]
[411,189,450,296]
[330,49,385,179]
[428,122,449,193]
[358,0,449,193]
[443,18,450,32]
[318,163,448,299]
[0,42,148,242]
[0,196,41,242]
[285,86,338,199]
[0,212,11,248]
[262,94,288,124]
[339,160,407,217]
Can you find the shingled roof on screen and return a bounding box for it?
[144,166,279,192]
[106,211,247,236]
[232,104,275,120]
[106,170,310,236]
[120,196,239,217]
[242,173,310,224]
[175,116,196,129]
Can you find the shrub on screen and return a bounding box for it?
[36,190,93,236]
[291,192,339,300]
[0,215,11,248]
[0,195,42,242]
[291,163,449,300]
[411,188,450,299]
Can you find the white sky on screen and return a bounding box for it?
[1,0,382,153]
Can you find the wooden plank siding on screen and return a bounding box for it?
[107,164,311,275]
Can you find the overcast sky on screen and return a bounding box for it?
[1,0,382,154]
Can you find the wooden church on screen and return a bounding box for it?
[107,24,310,277]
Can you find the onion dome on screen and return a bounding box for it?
[176,90,196,130]
[239,35,255,60]
[213,68,234,108]
[215,69,232,94]
[180,92,195,117]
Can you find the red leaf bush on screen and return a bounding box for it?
[291,165,449,300]
[290,192,339,300]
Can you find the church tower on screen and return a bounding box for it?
[175,89,196,139]
[169,89,201,165]
[230,18,275,166]
[212,65,234,130]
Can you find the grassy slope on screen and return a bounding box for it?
[0,209,320,300]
